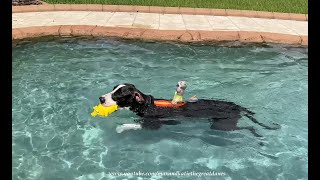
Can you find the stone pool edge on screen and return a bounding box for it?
[12,25,308,46]
[12,4,308,21]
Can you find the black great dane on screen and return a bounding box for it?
[99,83,280,137]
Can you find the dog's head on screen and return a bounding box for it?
[99,84,152,111]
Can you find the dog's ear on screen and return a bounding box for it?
[134,91,144,104]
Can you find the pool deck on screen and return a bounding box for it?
[12,5,308,46]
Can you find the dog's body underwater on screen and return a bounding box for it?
[99,84,280,137]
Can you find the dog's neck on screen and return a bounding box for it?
[129,93,155,116]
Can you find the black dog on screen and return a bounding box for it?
[99,83,280,137]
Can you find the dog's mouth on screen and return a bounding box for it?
[101,102,115,107]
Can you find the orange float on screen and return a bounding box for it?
[154,100,186,108]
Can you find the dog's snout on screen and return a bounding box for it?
[99,97,105,104]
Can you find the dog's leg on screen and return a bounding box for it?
[209,116,239,131]
[116,124,142,133]
[244,114,281,130]
[135,118,163,130]
[116,118,168,133]
[237,126,263,137]
[209,115,265,138]
[160,120,181,125]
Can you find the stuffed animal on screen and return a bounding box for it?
[171,80,187,104]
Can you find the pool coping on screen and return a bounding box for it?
[12,4,308,21]
[12,25,308,46]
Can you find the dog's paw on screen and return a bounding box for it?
[116,125,125,133]
[116,124,142,133]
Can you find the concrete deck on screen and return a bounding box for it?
[12,11,308,45]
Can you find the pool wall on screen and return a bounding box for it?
[12,26,308,46]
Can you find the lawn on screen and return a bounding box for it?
[42,0,308,14]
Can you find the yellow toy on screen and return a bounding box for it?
[91,104,118,117]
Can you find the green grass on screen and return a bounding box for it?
[42,0,307,14]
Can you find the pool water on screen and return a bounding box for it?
[12,37,308,180]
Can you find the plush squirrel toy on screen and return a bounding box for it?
[171,80,187,104]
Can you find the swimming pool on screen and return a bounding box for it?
[12,37,308,180]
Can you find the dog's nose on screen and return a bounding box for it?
[99,97,105,104]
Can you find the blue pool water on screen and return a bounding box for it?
[12,37,308,180]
